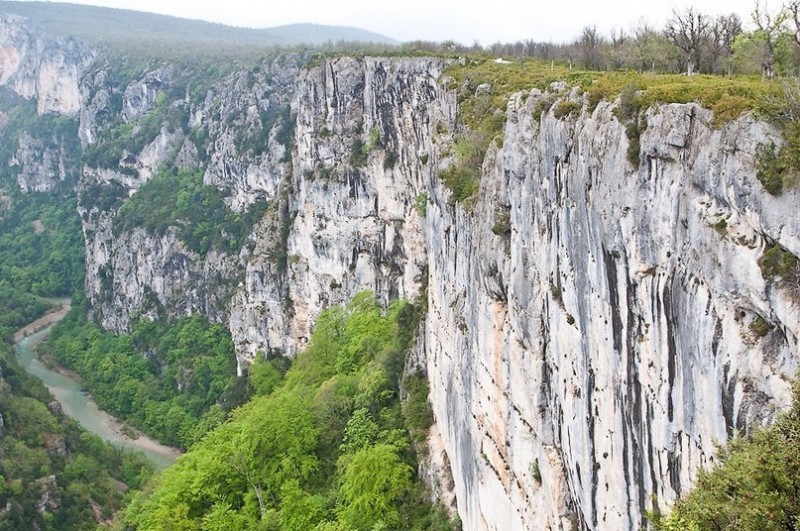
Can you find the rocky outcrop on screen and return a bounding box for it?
[199,62,298,211]
[12,131,74,192]
[0,15,93,116]
[81,206,238,333]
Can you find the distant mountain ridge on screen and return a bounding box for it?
[0,1,398,48]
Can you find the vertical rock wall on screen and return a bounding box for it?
[2,20,796,527]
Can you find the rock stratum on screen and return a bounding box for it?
[1,14,799,530]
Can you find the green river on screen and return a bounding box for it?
[14,323,180,470]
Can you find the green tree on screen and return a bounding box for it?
[337,444,412,530]
[339,408,378,455]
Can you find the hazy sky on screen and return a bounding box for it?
[22,0,763,43]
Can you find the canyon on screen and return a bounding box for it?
[2,14,798,530]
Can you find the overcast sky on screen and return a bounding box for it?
[22,0,763,44]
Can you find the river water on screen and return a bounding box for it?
[14,322,180,470]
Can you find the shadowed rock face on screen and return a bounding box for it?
[2,16,798,528]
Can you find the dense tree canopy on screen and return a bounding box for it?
[122,293,456,530]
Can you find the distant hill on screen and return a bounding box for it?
[0,1,398,51]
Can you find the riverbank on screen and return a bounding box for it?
[14,307,181,469]
[13,299,71,343]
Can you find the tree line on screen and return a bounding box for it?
[403,1,800,78]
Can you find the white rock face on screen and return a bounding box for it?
[12,131,73,192]
[0,15,93,116]
[71,52,799,530]
[229,57,453,359]
[422,95,799,530]
[199,62,299,211]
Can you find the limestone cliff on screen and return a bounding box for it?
[0,14,92,116]
[247,64,799,529]
[1,15,798,529]
[423,94,799,529]
[235,60,799,529]
[0,15,89,192]
[77,56,298,334]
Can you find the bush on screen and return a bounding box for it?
[756,143,786,195]
[749,315,774,337]
[711,94,751,128]
[403,373,433,445]
[613,85,646,167]
[760,242,799,281]
[552,99,582,119]
[440,166,479,205]
[440,134,485,205]
[413,193,428,216]
[491,206,511,235]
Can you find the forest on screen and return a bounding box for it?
[121,293,453,530]
[42,310,243,450]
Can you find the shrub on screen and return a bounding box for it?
[531,460,542,483]
[759,242,799,281]
[440,166,479,205]
[749,315,773,337]
[552,99,582,119]
[756,143,786,195]
[349,137,368,167]
[439,134,484,205]
[403,373,433,445]
[413,193,428,216]
[711,94,751,128]
[613,84,646,167]
[491,206,511,235]
[532,93,558,121]
[713,218,728,236]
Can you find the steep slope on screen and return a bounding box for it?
[0,14,798,530]
[424,94,799,529]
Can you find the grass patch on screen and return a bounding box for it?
[446,58,780,130]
